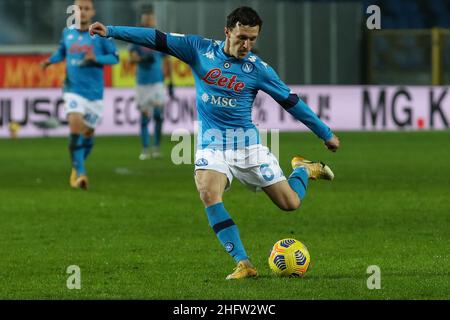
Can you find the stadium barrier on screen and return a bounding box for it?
[0,51,194,89]
[0,86,449,138]
[0,54,112,88]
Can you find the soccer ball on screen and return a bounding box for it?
[268,238,310,277]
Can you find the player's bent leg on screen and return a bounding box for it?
[68,113,88,190]
[263,180,301,211]
[195,169,257,280]
[287,165,309,204]
[265,155,335,209]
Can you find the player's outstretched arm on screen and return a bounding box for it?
[89,22,198,64]
[90,22,157,49]
[259,63,340,152]
[286,98,340,152]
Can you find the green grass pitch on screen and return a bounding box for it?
[0,131,449,299]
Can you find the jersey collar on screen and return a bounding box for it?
[217,41,251,61]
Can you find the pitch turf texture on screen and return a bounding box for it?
[0,131,449,299]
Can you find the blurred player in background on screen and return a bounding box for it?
[89,6,340,279]
[41,0,118,189]
[129,9,174,160]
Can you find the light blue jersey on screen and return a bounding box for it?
[106,26,332,149]
[49,27,119,101]
[129,44,165,85]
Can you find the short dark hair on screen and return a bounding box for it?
[226,6,262,31]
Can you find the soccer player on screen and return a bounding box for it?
[129,9,174,160]
[41,0,118,189]
[89,6,340,279]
